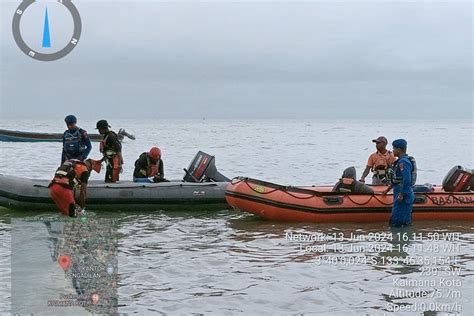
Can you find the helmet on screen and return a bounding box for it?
[96,120,110,129]
[64,115,77,124]
[149,147,161,161]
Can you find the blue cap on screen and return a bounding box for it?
[392,139,407,149]
[64,115,77,124]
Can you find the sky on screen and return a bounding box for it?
[0,0,472,119]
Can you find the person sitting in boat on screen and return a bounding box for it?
[333,166,374,194]
[48,159,102,217]
[133,147,167,183]
[96,120,123,183]
[359,136,396,185]
[61,115,92,164]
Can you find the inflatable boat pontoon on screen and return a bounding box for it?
[0,151,230,212]
[225,166,474,223]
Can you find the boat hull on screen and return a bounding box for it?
[225,177,474,223]
[0,174,229,212]
[0,128,103,142]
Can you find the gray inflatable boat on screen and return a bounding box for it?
[0,151,231,212]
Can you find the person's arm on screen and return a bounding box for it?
[78,172,89,208]
[81,130,92,160]
[399,161,413,200]
[360,155,374,182]
[79,184,87,208]
[133,155,148,178]
[61,150,67,164]
[153,160,164,182]
[382,184,393,195]
[359,166,371,182]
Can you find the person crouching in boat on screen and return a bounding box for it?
[96,120,123,183]
[133,147,167,183]
[62,115,92,164]
[383,139,415,227]
[48,159,102,217]
[359,136,396,185]
[333,166,374,194]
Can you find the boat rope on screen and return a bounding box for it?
[345,194,376,206]
[234,177,385,203]
[232,177,474,207]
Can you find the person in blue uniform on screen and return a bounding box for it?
[62,115,92,163]
[383,139,415,227]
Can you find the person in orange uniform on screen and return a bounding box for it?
[48,159,101,217]
[96,120,123,183]
[359,136,396,185]
[133,147,166,183]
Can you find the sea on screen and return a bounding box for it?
[0,118,473,315]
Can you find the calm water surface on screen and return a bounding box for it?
[0,119,473,314]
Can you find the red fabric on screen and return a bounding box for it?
[111,155,122,182]
[49,183,75,215]
[148,164,159,177]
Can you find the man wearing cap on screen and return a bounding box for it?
[383,139,415,227]
[359,136,396,185]
[62,115,92,164]
[96,120,123,183]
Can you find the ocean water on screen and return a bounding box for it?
[0,119,473,314]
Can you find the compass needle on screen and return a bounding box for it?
[13,0,81,61]
[42,7,51,48]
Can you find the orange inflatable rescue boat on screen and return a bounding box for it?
[225,166,474,223]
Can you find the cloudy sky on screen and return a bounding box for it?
[0,0,472,119]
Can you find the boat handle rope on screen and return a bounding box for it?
[235,177,389,203]
[345,194,385,206]
[232,177,318,198]
[233,177,325,197]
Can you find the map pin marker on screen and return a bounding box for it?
[106,265,114,276]
[58,255,71,271]
[91,293,100,305]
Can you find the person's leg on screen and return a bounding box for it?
[105,163,112,182]
[111,156,121,182]
[133,177,152,183]
[390,198,413,227]
[49,184,75,216]
[400,198,414,225]
[372,176,383,185]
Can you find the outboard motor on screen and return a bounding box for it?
[442,166,474,192]
[117,129,136,141]
[183,151,230,183]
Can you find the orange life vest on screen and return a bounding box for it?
[148,163,159,177]
[371,151,394,177]
[49,160,88,189]
[337,178,356,193]
[100,131,120,158]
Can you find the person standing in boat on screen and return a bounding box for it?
[383,139,415,227]
[359,136,396,185]
[96,120,123,183]
[48,159,101,217]
[133,147,167,183]
[61,115,92,164]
